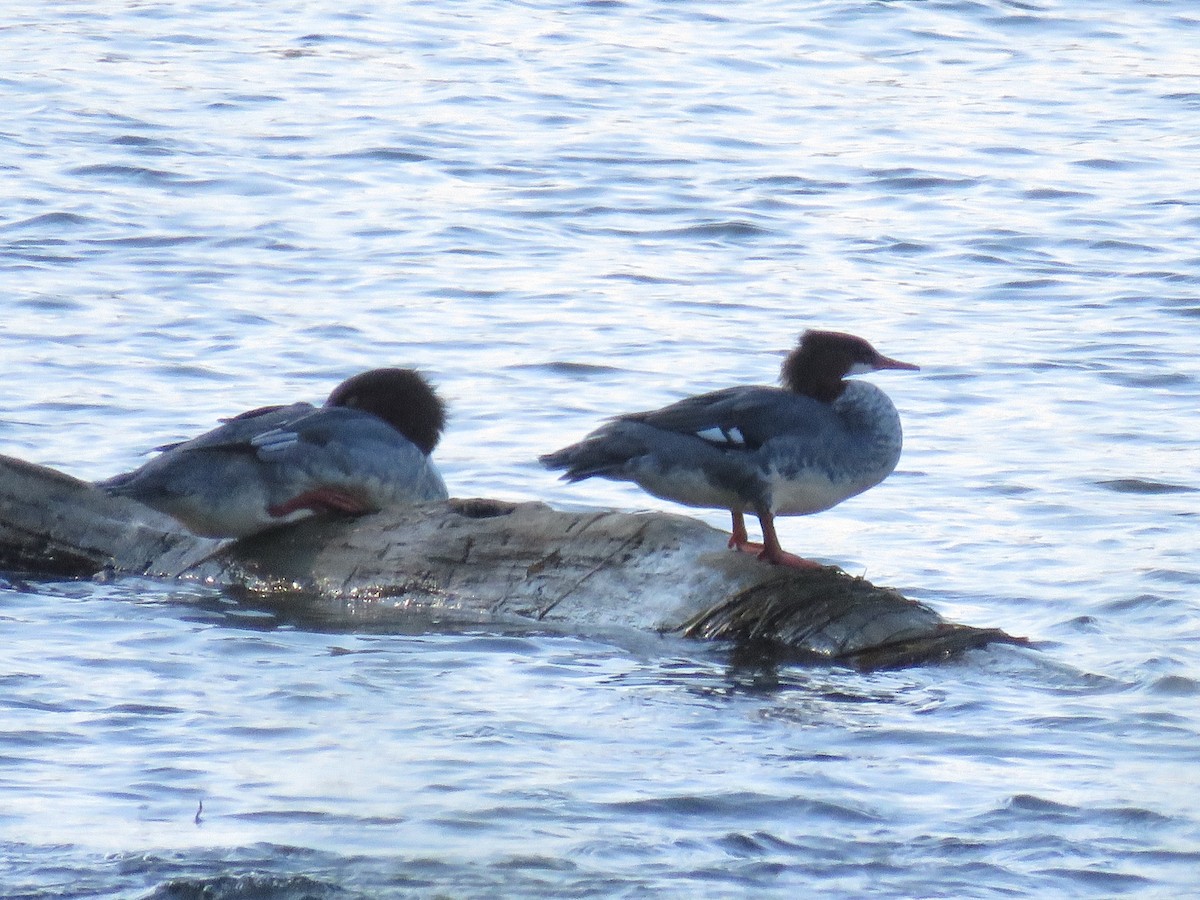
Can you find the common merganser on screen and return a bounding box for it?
[99,368,449,538]
[539,330,918,569]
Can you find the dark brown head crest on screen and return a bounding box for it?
[780,330,888,403]
[326,368,446,454]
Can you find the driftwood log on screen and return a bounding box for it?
[0,453,1024,669]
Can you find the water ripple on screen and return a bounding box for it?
[2,0,1199,896]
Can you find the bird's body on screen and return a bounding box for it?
[540,330,918,568]
[99,368,448,538]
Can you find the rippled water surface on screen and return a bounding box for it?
[3,1,1199,896]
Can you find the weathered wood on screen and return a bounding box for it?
[0,453,1025,668]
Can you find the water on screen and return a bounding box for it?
[2,0,1199,895]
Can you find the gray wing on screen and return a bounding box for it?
[622,386,835,452]
[161,402,316,454]
[97,402,317,494]
[251,406,449,502]
[540,386,836,491]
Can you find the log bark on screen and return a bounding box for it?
[0,453,1024,669]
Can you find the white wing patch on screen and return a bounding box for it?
[695,425,747,448]
[252,429,301,455]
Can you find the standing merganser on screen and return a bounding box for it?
[539,330,918,569]
[99,368,449,538]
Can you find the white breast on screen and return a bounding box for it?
[763,380,904,517]
[765,467,859,516]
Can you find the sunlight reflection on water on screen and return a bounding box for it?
[2,0,1199,896]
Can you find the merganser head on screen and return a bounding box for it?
[325,368,447,455]
[781,330,919,403]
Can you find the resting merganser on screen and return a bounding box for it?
[539,330,918,569]
[99,368,449,538]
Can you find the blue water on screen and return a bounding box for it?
[3,1,1199,896]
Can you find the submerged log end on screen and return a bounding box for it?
[681,564,1028,670]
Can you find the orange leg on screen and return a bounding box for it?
[755,509,824,570]
[269,487,371,518]
[727,510,764,553]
